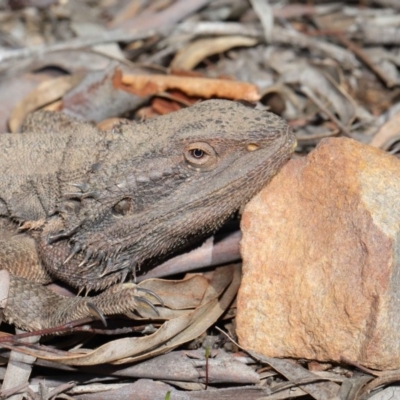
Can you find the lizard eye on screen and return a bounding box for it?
[184,142,217,169]
[190,149,205,158]
[112,197,133,217]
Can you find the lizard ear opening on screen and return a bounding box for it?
[184,142,217,170]
[112,197,134,217]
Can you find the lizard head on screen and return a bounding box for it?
[42,100,296,291]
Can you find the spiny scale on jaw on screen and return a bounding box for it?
[40,100,295,291]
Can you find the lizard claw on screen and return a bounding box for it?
[83,283,164,323]
[135,295,160,316]
[86,302,107,327]
[136,286,164,308]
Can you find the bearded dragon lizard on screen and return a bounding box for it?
[0,100,295,331]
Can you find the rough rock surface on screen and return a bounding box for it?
[237,137,400,370]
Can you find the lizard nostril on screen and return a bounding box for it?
[247,143,259,152]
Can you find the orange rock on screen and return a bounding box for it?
[237,137,400,370]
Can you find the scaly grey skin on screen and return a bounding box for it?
[0,100,295,331]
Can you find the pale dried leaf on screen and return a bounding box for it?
[138,275,209,311]
[250,0,274,42]
[137,232,241,282]
[369,111,400,149]
[0,72,51,132]
[171,36,258,71]
[2,330,39,400]
[110,349,259,384]
[8,74,83,133]
[249,352,341,400]
[275,60,355,125]
[7,265,239,366]
[62,66,144,122]
[30,50,117,75]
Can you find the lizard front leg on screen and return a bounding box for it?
[0,230,52,285]
[2,274,159,331]
[0,230,159,332]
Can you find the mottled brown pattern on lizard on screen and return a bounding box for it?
[0,100,295,331]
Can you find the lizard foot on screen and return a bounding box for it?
[87,283,164,322]
[1,272,163,332]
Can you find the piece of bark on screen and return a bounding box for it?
[237,137,400,370]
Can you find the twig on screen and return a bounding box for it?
[336,34,397,88]
[340,356,380,377]
[301,85,352,137]
[249,0,274,42]
[0,27,171,64]
[0,382,29,399]
[0,317,96,342]
[47,381,77,399]
[137,231,242,281]
[358,373,400,400]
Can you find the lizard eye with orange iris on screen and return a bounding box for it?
[190,149,205,158]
